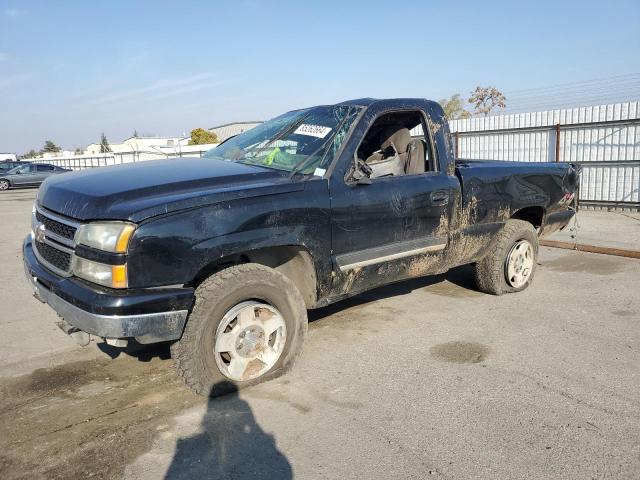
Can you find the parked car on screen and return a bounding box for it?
[0,160,25,172]
[0,163,70,190]
[23,98,579,396]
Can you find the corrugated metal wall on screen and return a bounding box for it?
[448,102,640,207]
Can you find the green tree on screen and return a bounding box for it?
[188,128,219,145]
[438,94,471,120]
[100,132,112,153]
[74,147,84,155]
[469,86,507,116]
[22,149,39,159]
[41,140,61,153]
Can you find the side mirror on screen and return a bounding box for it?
[353,172,372,185]
[350,159,372,185]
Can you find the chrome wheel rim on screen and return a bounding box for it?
[0,181,8,190]
[505,240,534,288]
[214,301,287,382]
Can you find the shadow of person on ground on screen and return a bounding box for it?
[164,381,292,480]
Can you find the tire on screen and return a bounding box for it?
[171,263,308,397]
[474,219,538,295]
[0,179,9,191]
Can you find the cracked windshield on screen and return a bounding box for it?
[204,105,361,174]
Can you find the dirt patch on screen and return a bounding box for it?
[542,253,624,275]
[407,254,439,278]
[430,341,490,364]
[612,309,637,318]
[0,354,203,480]
[8,359,116,395]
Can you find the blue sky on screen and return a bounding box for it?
[1,0,639,153]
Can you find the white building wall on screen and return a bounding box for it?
[208,122,262,141]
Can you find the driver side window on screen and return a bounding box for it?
[356,111,434,179]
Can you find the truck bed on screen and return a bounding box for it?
[454,159,579,229]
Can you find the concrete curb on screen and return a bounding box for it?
[540,239,640,259]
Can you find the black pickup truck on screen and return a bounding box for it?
[24,98,579,396]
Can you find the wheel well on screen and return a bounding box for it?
[192,246,318,308]
[511,206,544,228]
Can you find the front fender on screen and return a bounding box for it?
[126,180,332,290]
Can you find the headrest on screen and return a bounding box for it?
[380,127,411,154]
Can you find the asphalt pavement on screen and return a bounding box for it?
[547,208,640,252]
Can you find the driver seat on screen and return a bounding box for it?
[365,127,424,177]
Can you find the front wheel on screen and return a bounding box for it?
[171,263,308,397]
[474,219,539,295]
[0,179,9,191]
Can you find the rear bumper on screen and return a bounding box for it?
[540,208,576,237]
[23,236,193,344]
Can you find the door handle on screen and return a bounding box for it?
[431,190,449,206]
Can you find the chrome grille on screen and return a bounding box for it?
[35,240,72,271]
[32,206,80,277]
[35,210,77,241]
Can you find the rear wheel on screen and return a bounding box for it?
[0,180,9,190]
[504,240,535,288]
[171,263,308,397]
[474,219,538,295]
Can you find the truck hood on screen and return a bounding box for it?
[37,157,303,222]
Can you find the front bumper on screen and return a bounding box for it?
[23,236,194,344]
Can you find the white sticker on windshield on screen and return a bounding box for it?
[313,168,326,177]
[294,124,332,139]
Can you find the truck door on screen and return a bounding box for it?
[329,107,459,295]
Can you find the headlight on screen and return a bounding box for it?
[74,257,128,289]
[76,222,136,253]
[74,221,135,288]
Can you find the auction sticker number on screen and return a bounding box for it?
[294,124,332,139]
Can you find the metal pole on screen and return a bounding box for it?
[455,131,460,158]
[555,123,561,162]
